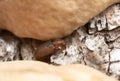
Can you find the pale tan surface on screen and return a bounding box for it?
[0,0,119,40]
[0,61,118,81]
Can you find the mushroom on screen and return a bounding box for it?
[0,61,118,81]
[0,0,119,41]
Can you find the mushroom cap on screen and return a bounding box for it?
[0,61,118,81]
[0,0,118,40]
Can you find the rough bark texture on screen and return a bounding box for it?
[51,4,120,80]
[0,3,120,80]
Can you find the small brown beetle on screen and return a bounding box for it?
[34,39,66,60]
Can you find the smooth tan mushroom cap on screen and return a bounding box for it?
[0,0,119,40]
[0,61,118,81]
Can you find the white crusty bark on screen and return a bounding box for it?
[51,4,120,80]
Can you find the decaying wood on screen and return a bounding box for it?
[0,3,120,81]
[0,31,20,61]
[51,4,120,80]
